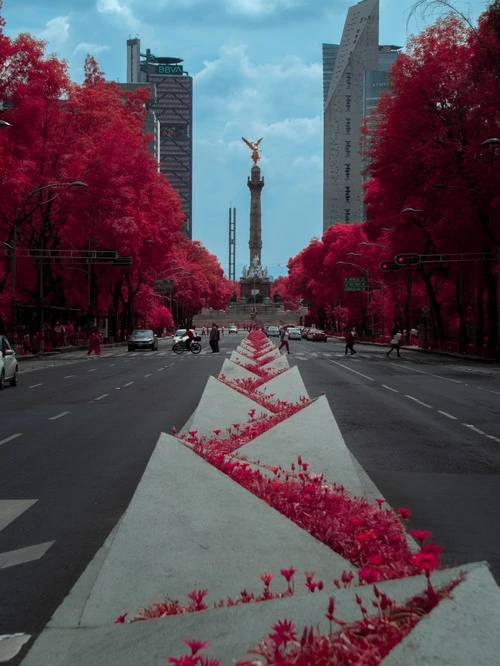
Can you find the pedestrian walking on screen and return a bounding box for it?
[345,327,357,355]
[209,323,220,353]
[87,328,102,356]
[279,326,290,354]
[387,330,402,358]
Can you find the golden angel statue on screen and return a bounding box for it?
[242,136,263,165]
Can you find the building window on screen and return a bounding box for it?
[345,95,351,112]
[345,118,351,134]
[345,140,351,157]
[345,186,351,202]
[344,164,351,179]
[345,72,352,89]
[345,209,351,222]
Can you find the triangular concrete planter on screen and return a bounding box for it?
[239,396,365,497]
[182,376,273,437]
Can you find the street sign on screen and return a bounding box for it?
[344,277,367,292]
[421,305,431,316]
[154,279,174,293]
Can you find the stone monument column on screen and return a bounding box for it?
[247,165,264,267]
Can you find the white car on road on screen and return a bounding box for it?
[287,327,301,340]
[0,335,18,390]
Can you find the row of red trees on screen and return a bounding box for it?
[276,2,500,355]
[0,1,232,341]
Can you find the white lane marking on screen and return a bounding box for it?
[0,540,55,569]
[438,410,458,420]
[462,423,486,435]
[486,434,500,443]
[93,394,108,401]
[28,383,43,389]
[382,384,399,393]
[0,633,32,660]
[157,367,165,372]
[123,382,133,387]
[144,373,152,378]
[64,375,75,379]
[397,363,465,384]
[48,411,70,421]
[330,361,374,381]
[0,433,22,447]
[0,500,37,532]
[405,395,432,408]
[88,368,97,372]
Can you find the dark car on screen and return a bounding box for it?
[311,329,328,342]
[128,329,158,351]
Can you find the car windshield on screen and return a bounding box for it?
[174,329,186,337]
[132,330,153,338]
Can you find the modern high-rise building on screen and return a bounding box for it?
[323,0,400,230]
[126,38,193,238]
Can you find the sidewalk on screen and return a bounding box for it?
[15,333,500,664]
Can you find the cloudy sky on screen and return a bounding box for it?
[2,0,488,279]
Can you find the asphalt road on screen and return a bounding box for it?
[0,335,238,645]
[1,332,499,659]
[292,338,500,582]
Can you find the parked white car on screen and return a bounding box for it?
[287,327,301,340]
[267,326,280,337]
[228,324,238,334]
[0,335,18,390]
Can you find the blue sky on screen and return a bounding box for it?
[2,0,488,279]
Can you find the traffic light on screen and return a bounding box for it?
[395,253,421,266]
[379,261,402,272]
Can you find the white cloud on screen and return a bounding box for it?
[96,0,140,30]
[73,42,110,55]
[39,16,70,46]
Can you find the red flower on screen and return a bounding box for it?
[356,530,377,542]
[412,551,440,572]
[280,567,297,582]
[350,517,363,526]
[397,507,411,520]
[409,529,432,544]
[188,430,198,437]
[358,567,383,584]
[183,638,211,655]
[171,426,177,435]
[269,618,297,646]
[213,429,221,436]
[367,553,383,565]
[114,612,128,624]
[260,572,274,587]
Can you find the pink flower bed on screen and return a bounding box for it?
[117,330,453,665]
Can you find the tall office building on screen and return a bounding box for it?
[323,0,400,230]
[126,38,193,238]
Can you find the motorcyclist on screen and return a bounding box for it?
[183,327,196,351]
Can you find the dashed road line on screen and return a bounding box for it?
[486,434,500,443]
[123,381,133,387]
[0,433,22,447]
[437,410,458,420]
[93,394,108,401]
[88,368,97,372]
[330,360,374,381]
[463,423,486,436]
[28,383,42,389]
[405,395,432,408]
[63,375,75,379]
[144,373,152,378]
[48,411,70,421]
[382,384,399,393]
